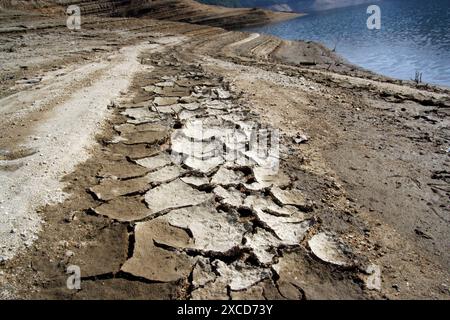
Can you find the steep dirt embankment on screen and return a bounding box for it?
[0,0,300,28]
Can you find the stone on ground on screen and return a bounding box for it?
[308,232,353,267]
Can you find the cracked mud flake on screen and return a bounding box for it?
[276,280,304,300]
[253,167,290,188]
[244,195,305,219]
[140,219,194,250]
[98,161,149,179]
[179,95,198,103]
[179,109,204,120]
[106,135,128,144]
[121,221,194,282]
[146,165,185,184]
[70,224,128,277]
[213,186,244,208]
[183,156,224,174]
[243,182,267,191]
[203,99,230,110]
[180,175,209,187]
[89,176,150,201]
[182,120,224,141]
[122,107,158,122]
[212,88,231,100]
[171,134,221,158]
[214,260,272,291]
[154,86,190,97]
[121,130,169,145]
[155,81,175,87]
[272,250,363,299]
[181,102,201,111]
[192,257,216,289]
[244,195,312,245]
[114,123,166,135]
[127,117,163,125]
[144,179,213,215]
[257,211,312,245]
[192,259,271,299]
[142,85,156,93]
[211,167,245,186]
[244,150,279,168]
[135,152,172,170]
[206,108,228,117]
[164,205,245,252]
[153,97,179,106]
[153,104,183,114]
[270,186,310,209]
[308,232,353,267]
[93,196,152,222]
[244,227,281,265]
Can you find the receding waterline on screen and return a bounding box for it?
[245,0,450,87]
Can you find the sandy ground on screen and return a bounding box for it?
[0,9,449,300]
[0,42,173,261]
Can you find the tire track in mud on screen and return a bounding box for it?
[0,39,186,262]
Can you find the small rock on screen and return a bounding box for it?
[65,250,74,257]
[308,232,353,267]
[293,134,308,144]
[364,264,382,291]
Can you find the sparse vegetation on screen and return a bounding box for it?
[413,70,423,84]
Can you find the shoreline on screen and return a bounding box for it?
[242,8,450,90]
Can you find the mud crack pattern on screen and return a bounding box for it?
[84,49,365,300]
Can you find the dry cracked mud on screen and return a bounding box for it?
[0,4,449,300]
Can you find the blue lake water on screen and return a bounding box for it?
[245,0,450,87]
